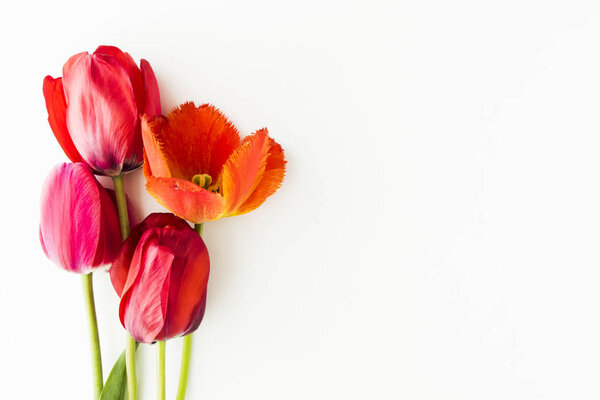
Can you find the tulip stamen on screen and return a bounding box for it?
[192,174,212,189]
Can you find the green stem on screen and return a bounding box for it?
[157,341,166,400]
[82,273,103,399]
[112,174,130,239]
[176,335,193,400]
[175,223,204,400]
[126,335,138,400]
[112,174,137,400]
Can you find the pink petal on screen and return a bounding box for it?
[62,53,140,175]
[92,187,125,266]
[39,163,102,273]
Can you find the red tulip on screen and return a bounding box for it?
[110,213,210,343]
[39,163,122,273]
[43,45,161,176]
[141,102,286,224]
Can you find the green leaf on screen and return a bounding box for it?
[99,343,140,400]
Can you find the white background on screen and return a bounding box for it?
[2,0,600,399]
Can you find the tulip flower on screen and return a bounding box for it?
[110,213,210,344]
[39,161,125,398]
[39,162,122,273]
[141,102,286,224]
[43,45,161,176]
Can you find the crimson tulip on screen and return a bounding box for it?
[39,162,122,273]
[43,45,161,176]
[110,213,210,344]
[141,102,286,224]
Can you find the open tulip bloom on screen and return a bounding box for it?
[40,46,286,400]
[141,102,286,224]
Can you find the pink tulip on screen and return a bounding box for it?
[39,163,122,273]
[43,45,161,176]
[110,213,210,343]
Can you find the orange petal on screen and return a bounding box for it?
[142,116,171,177]
[156,102,240,180]
[42,76,83,163]
[221,129,286,217]
[145,175,225,224]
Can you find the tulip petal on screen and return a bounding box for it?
[153,103,240,180]
[121,232,174,343]
[62,52,140,175]
[40,163,106,273]
[42,76,83,163]
[156,227,210,340]
[234,130,286,216]
[95,45,146,115]
[221,129,286,216]
[63,51,87,74]
[91,186,123,267]
[110,213,189,297]
[109,237,138,298]
[140,59,161,116]
[180,291,207,337]
[145,175,225,224]
[141,116,171,177]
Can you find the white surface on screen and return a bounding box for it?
[2,0,600,399]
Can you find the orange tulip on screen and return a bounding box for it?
[141,102,286,224]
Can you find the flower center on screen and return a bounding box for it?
[191,174,212,189]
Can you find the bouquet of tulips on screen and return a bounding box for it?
[39,46,286,400]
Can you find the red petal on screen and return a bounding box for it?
[109,238,137,297]
[42,76,83,163]
[120,231,174,343]
[156,227,209,340]
[95,45,145,114]
[110,212,189,297]
[180,291,207,337]
[140,59,161,116]
[221,129,286,216]
[145,175,225,224]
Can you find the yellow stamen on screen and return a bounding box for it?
[192,174,212,189]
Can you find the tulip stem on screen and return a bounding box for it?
[176,335,193,400]
[157,341,166,400]
[112,174,137,400]
[126,335,138,400]
[112,174,130,239]
[175,223,204,400]
[82,273,103,399]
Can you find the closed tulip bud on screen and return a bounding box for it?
[39,163,122,273]
[110,213,210,343]
[43,45,161,176]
